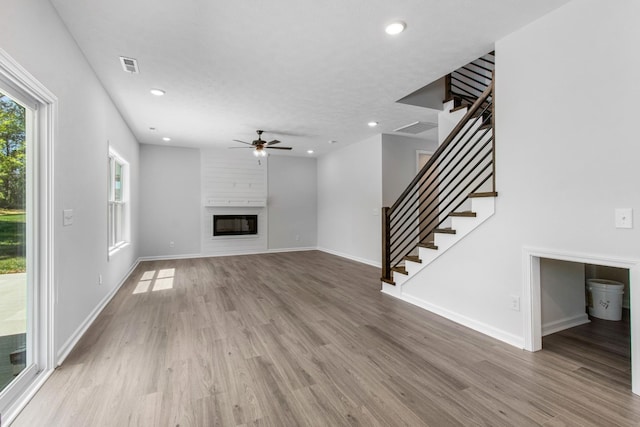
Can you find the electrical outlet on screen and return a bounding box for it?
[295,234,300,241]
[98,274,103,285]
[169,241,175,248]
[510,295,520,311]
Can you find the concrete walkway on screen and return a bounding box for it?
[0,273,26,337]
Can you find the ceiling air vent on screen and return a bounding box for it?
[119,56,139,74]
[393,121,437,135]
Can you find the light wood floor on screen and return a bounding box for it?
[13,251,640,426]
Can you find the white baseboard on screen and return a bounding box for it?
[137,253,204,262]
[268,246,317,254]
[317,247,381,268]
[56,259,141,365]
[382,289,525,349]
[542,313,590,336]
[138,247,318,263]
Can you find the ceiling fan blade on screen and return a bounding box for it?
[266,139,281,146]
[228,146,254,149]
[265,146,292,150]
[233,139,253,145]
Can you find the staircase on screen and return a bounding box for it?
[381,53,496,293]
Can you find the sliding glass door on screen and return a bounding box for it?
[0,85,37,414]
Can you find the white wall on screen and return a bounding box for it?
[381,134,438,207]
[400,0,640,346]
[540,258,587,335]
[2,0,140,358]
[268,156,317,250]
[138,148,317,257]
[139,144,201,257]
[317,135,382,266]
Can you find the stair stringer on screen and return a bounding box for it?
[381,195,495,297]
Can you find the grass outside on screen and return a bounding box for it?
[0,210,25,274]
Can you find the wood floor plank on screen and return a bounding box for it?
[11,251,640,426]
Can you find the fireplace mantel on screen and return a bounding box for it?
[205,198,266,207]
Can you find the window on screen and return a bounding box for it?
[108,150,128,254]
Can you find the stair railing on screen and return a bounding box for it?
[449,52,494,107]
[381,79,495,282]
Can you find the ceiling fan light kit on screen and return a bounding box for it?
[231,130,293,155]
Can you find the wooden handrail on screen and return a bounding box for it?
[382,56,495,281]
[389,82,493,214]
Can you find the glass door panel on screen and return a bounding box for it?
[0,90,30,396]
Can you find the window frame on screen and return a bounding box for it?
[107,148,129,256]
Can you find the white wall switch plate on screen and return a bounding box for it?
[63,209,73,226]
[615,208,633,229]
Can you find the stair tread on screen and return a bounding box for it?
[391,266,408,275]
[404,255,422,264]
[434,228,456,234]
[469,191,498,198]
[381,277,396,286]
[418,242,438,250]
[449,211,477,217]
[449,104,470,113]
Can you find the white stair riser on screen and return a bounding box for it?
[392,271,410,285]
[405,259,422,275]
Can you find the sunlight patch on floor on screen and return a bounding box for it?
[133,269,175,294]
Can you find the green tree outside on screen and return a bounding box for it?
[0,92,26,274]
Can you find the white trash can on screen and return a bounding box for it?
[586,279,624,321]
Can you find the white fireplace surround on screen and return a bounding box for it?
[202,206,267,254]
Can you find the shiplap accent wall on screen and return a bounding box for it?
[201,149,268,255]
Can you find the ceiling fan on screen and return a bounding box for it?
[231,130,292,157]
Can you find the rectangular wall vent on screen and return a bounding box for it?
[119,56,139,74]
[393,121,437,135]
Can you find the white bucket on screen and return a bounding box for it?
[586,279,624,321]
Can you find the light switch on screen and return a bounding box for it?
[63,209,73,226]
[615,208,632,229]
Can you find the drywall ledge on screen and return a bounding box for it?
[205,198,267,207]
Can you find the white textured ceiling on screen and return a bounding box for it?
[50,0,567,156]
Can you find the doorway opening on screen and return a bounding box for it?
[539,258,631,390]
[523,247,639,395]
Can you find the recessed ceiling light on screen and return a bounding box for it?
[328,140,337,144]
[149,127,156,131]
[162,137,171,142]
[385,21,406,35]
[368,121,378,127]
[150,88,165,96]
[307,150,314,154]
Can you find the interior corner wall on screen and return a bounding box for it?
[381,134,438,207]
[2,0,140,358]
[317,135,382,266]
[540,258,587,335]
[398,0,640,346]
[139,144,201,258]
[267,156,317,250]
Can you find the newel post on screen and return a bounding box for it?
[381,206,391,281]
